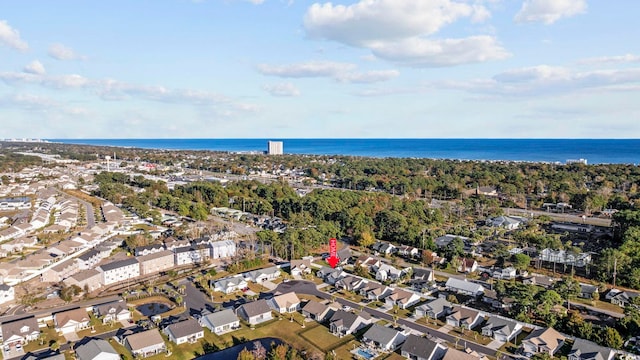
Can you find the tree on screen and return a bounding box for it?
[238,348,256,360]
[268,343,288,360]
[511,253,531,271]
[358,231,375,248]
[602,327,623,349]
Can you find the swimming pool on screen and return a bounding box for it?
[357,349,375,359]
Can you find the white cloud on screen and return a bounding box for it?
[303,0,504,67]
[48,43,86,60]
[369,36,510,67]
[0,20,28,51]
[335,69,399,83]
[578,54,640,65]
[263,82,300,97]
[0,93,88,116]
[257,61,356,78]
[23,61,46,75]
[257,60,398,83]
[515,0,587,25]
[0,70,256,114]
[246,0,265,3]
[438,65,640,97]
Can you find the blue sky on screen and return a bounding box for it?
[1,0,639,138]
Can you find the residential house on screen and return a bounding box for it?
[375,263,406,282]
[77,250,101,270]
[482,290,508,310]
[0,316,40,348]
[268,292,301,313]
[486,216,526,230]
[359,282,392,301]
[445,307,482,330]
[64,269,102,292]
[75,338,120,360]
[244,266,281,283]
[399,245,420,258]
[361,324,408,351]
[210,240,236,259]
[568,338,616,360]
[434,235,469,249]
[337,246,352,265]
[445,278,485,297]
[94,301,131,324]
[137,250,174,276]
[481,316,523,342]
[0,283,15,304]
[289,259,312,277]
[335,275,367,292]
[401,334,447,360]
[199,309,240,334]
[301,300,333,322]
[609,290,640,307]
[316,266,345,285]
[124,329,166,358]
[134,244,165,257]
[457,258,478,274]
[54,308,90,334]
[522,275,556,289]
[492,267,517,280]
[212,275,248,294]
[442,348,485,360]
[373,241,397,255]
[415,298,452,319]
[521,327,566,357]
[98,258,140,286]
[385,288,421,309]
[174,246,206,266]
[236,299,273,325]
[163,318,204,344]
[579,284,599,299]
[41,260,79,283]
[357,256,382,272]
[412,268,435,283]
[329,310,371,337]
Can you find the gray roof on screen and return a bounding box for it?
[99,257,138,272]
[363,324,402,345]
[78,249,99,261]
[23,353,66,360]
[435,234,469,248]
[445,278,484,294]
[417,298,451,314]
[237,299,271,317]
[482,315,519,335]
[214,275,246,289]
[69,268,101,282]
[569,338,615,360]
[95,301,128,317]
[245,266,280,279]
[301,300,329,316]
[413,268,433,280]
[580,284,598,294]
[401,334,442,359]
[75,338,118,360]
[125,328,165,351]
[165,318,202,339]
[203,309,239,326]
[1,316,39,339]
[329,310,368,329]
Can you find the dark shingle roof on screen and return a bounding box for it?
[99,257,139,272]
[165,318,202,339]
[401,334,441,359]
[238,299,271,317]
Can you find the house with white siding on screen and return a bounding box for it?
[98,258,140,286]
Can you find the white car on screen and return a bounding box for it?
[342,305,352,311]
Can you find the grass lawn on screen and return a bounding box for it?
[23,325,62,354]
[246,282,268,293]
[76,316,122,338]
[573,298,624,314]
[448,328,492,346]
[415,317,445,329]
[388,307,413,319]
[381,352,406,360]
[298,323,354,352]
[367,301,385,309]
[332,339,361,360]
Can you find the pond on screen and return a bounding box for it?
[135,302,172,317]
[195,337,283,360]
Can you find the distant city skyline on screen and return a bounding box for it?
[1,0,639,139]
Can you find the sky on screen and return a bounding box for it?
[1,0,639,139]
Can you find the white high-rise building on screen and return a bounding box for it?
[267,141,283,155]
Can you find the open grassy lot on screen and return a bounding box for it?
[299,323,354,352]
[448,328,492,346]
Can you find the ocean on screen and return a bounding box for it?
[48,138,640,165]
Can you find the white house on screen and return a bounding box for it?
[199,309,240,335]
[384,288,421,309]
[0,284,15,304]
[268,292,301,313]
[163,319,204,344]
[75,338,120,360]
[362,324,408,351]
[210,240,236,259]
[236,300,273,325]
[124,329,166,358]
[445,278,484,296]
[244,266,281,283]
[54,308,90,334]
[212,275,248,294]
[97,258,140,286]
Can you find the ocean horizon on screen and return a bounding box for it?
[47,138,640,165]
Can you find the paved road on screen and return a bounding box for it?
[272,280,498,358]
[58,189,96,229]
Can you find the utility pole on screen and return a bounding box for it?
[613,257,617,289]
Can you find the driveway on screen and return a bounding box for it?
[63,332,80,342]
